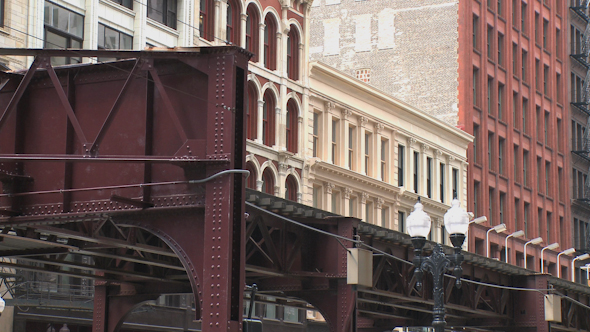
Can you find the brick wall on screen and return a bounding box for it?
[310,0,460,126]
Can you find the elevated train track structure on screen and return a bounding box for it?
[0,48,587,332]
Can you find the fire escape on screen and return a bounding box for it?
[571,0,590,254]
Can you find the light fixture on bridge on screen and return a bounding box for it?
[407,197,469,332]
[541,243,560,273]
[524,237,543,269]
[557,248,576,278]
[571,253,590,282]
[504,230,525,263]
[468,215,487,225]
[485,223,507,258]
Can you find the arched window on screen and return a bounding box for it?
[287,25,300,80]
[261,168,275,194]
[246,4,259,62]
[286,99,298,153]
[262,90,276,146]
[199,0,214,41]
[226,0,240,44]
[246,162,257,189]
[285,175,297,201]
[263,15,277,70]
[247,83,258,140]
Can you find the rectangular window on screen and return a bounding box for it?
[524,203,530,238]
[349,196,356,217]
[523,150,529,187]
[98,24,133,62]
[543,19,548,49]
[573,168,578,199]
[499,192,506,225]
[536,106,542,142]
[312,113,320,157]
[512,0,517,27]
[398,211,405,233]
[487,26,494,60]
[43,1,84,66]
[331,119,338,163]
[364,132,371,175]
[488,133,494,170]
[440,163,446,203]
[474,181,480,216]
[555,29,561,59]
[521,2,527,33]
[473,125,479,163]
[522,98,528,133]
[537,157,542,191]
[427,157,433,198]
[488,77,494,114]
[381,139,388,181]
[366,201,372,224]
[512,43,518,76]
[398,145,405,187]
[556,73,562,104]
[538,209,543,239]
[545,161,551,195]
[535,59,540,91]
[544,111,549,145]
[513,92,519,127]
[558,167,564,201]
[543,65,549,96]
[498,0,503,16]
[522,50,527,81]
[489,188,495,225]
[499,137,505,175]
[413,151,419,193]
[514,145,520,183]
[557,118,563,151]
[147,0,177,29]
[452,168,459,199]
[498,83,504,120]
[312,185,321,208]
[515,198,520,229]
[473,68,479,106]
[498,33,504,66]
[535,12,539,44]
[546,212,551,244]
[0,0,4,27]
[473,15,479,49]
[110,0,133,9]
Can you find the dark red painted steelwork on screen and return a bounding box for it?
[0,47,250,332]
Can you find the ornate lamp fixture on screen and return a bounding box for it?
[408,198,469,332]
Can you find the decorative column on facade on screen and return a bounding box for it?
[446,155,455,200]
[359,116,369,176]
[278,162,288,198]
[256,180,263,192]
[434,149,443,203]
[256,100,264,143]
[421,143,430,196]
[277,30,284,74]
[376,198,384,227]
[178,0,194,46]
[360,192,369,223]
[298,42,304,81]
[258,22,265,65]
[325,182,335,213]
[344,188,353,217]
[391,129,398,186]
[374,123,384,181]
[240,13,247,48]
[324,101,334,163]
[342,109,352,170]
[83,0,99,53]
[274,106,281,149]
[133,0,147,50]
[407,137,416,193]
[215,0,229,44]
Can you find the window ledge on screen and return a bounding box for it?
[100,0,135,17]
[146,18,179,36]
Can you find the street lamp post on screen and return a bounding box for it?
[504,230,524,263]
[408,198,469,332]
[541,243,559,273]
[557,248,576,278]
[571,253,590,281]
[523,237,543,269]
[485,224,507,258]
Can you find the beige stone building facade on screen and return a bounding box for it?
[303,62,472,244]
[0,0,28,70]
